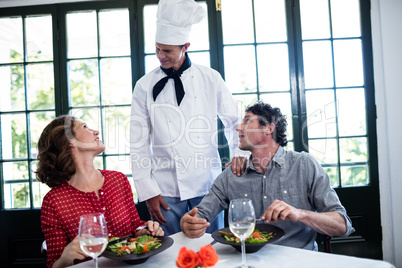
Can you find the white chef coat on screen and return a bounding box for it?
[130,63,242,202]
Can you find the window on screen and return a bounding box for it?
[300,0,369,187]
[0,13,55,208]
[0,1,137,208]
[220,0,294,150]
[220,0,372,187]
[64,8,134,192]
[0,0,377,210]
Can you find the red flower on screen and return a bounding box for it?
[197,244,219,267]
[176,247,200,268]
[176,245,219,268]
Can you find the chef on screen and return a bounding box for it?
[130,0,243,235]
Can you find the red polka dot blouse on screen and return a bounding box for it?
[41,170,146,268]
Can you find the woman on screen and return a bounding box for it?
[36,115,164,268]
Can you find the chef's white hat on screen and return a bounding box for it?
[155,0,206,45]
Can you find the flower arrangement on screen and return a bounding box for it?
[176,244,219,268]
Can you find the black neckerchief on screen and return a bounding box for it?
[152,52,191,106]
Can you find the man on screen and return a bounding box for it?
[130,0,244,235]
[180,101,354,250]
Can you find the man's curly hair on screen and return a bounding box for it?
[245,101,288,147]
[35,115,77,187]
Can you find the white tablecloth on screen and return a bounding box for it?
[70,232,395,268]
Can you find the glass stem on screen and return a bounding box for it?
[94,257,98,268]
[241,239,247,267]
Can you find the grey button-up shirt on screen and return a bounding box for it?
[196,146,354,250]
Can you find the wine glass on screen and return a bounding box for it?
[79,213,108,268]
[229,199,256,268]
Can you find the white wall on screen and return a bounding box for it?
[371,0,402,267]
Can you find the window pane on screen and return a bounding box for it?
[221,0,254,44]
[233,94,258,116]
[306,90,336,138]
[1,113,27,159]
[105,155,131,175]
[331,0,361,38]
[32,180,50,208]
[143,4,158,54]
[303,41,333,89]
[337,88,366,136]
[188,52,210,67]
[309,138,338,164]
[104,106,130,155]
[260,93,293,141]
[0,17,23,64]
[341,165,368,186]
[339,137,368,163]
[0,65,25,111]
[26,15,53,62]
[325,166,339,187]
[70,108,101,136]
[101,58,132,105]
[32,159,51,208]
[27,63,55,110]
[30,111,55,158]
[188,2,209,51]
[99,9,130,57]
[94,156,103,169]
[257,44,290,92]
[2,161,29,181]
[333,39,364,87]
[4,183,30,209]
[285,141,294,151]
[300,0,330,39]
[67,11,97,58]
[145,55,159,73]
[254,0,287,42]
[68,59,99,106]
[224,46,256,93]
[127,178,138,202]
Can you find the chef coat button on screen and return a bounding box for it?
[264,196,267,199]
[263,175,266,179]
[244,194,248,197]
[284,190,288,194]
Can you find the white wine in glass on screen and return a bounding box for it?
[79,213,108,268]
[229,199,256,268]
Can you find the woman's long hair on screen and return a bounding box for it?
[35,115,77,187]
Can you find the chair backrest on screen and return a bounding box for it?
[323,235,332,253]
[41,240,47,254]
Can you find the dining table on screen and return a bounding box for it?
[70,232,395,268]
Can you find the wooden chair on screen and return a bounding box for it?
[316,233,333,253]
[41,240,47,255]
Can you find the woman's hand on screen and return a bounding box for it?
[136,220,164,237]
[52,235,88,268]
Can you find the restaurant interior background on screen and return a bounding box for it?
[0,0,400,267]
